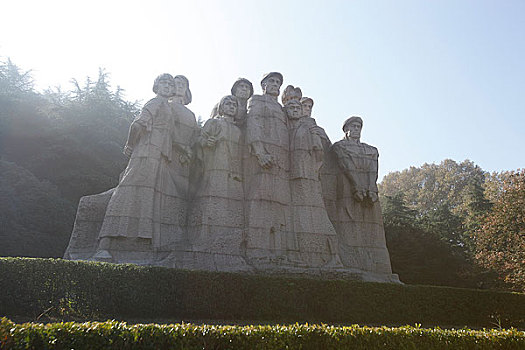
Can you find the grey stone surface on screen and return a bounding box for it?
[325,116,394,275]
[64,73,399,284]
[210,78,253,127]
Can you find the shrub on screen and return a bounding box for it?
[0,258,524,329]
[1,318,524,350]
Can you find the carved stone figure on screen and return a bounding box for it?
[284,87,341,267]
[327,116,394,276]
[64,71,399,283]
[93,74,198,261]
[244,72,296,266]
[188,95,249,270]
[300,97,331,150]
[210,78,254,127]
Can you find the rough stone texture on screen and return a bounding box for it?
[65,73,399,283]
[285,87,341,268]
[187,95,250,271]
[209,78,253,127]
[324,116,394,276]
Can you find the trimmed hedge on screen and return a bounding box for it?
[1,318,524,350]
[1,258,524,329]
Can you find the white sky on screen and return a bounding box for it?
[1,0,524,179]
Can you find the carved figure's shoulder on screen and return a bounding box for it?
[143,97,163,111]
[248,94,266,104]
[361,142,379,155]
[331,139,347,150]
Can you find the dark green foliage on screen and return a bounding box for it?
[378,161,516,290]
[380,159,489,249]
[0,160,76,257]
[1,258,524,329]
[1,318,524,350]
[0,59,139,258]
[385,225,490,289]
[381,193,418,228]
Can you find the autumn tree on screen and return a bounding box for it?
[380,159,488,249]
[474,169,525,291]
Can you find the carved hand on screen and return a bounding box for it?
[123,145,133,157]
[256,153,273,169]
[353,189,365,202]
[206,136,217,148]
[180,153,190,165]
[368,191,379,203]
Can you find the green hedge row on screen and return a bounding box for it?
[1,258,524,328]
[1,318,524,350]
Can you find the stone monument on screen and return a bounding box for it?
[64,72,399,283]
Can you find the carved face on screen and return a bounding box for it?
[345,122,362,141]
[234,82,251,99]
[157,78,174,98]
[173,76,187,97]
[285,102,302,120]
[301,100,313,118]
[262,76,282,96]
[221,97,238,117]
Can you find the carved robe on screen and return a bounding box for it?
[327,138,392,273]
[189,117,245,263]
[244,94,295,264]
[97,97,198,249]
[289,118,341,267]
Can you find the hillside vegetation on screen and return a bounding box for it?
[1,58,523,291]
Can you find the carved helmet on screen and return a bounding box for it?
[343,116,363,131]
[231,78,254,99]
[260,72,283,89]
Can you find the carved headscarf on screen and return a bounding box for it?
[218,95,238,117]
[173,75,192,105]
[152,73,174,94]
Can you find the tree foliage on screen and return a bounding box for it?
[0,57,34,95]
[0,59,140,257]
[380,159,488,249]
[475,169,525,291]
[381,193,487,289]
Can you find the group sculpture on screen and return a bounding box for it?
[65,72,399,283]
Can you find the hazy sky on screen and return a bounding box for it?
[2,0,524,179]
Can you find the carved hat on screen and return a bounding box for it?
[343,116,363,131]
[231,78,254,99]
[300,97,314,106]
[218,95,238,116]
[152,73,174,94]
[173,75,192,105]
[281,85,302,105]
[260,72,283,88]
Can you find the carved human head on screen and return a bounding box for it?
[231,78,253,100]
[260,72,283,97]
[343,116,363,141]
[218,95,238,118]
[152,73,175,97]
[173,75,192,105]
[284,99,303,120]
[281,85,302,106]
[300,97,314,118]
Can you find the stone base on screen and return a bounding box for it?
[83,246,400,283]
[66,189,401,285]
